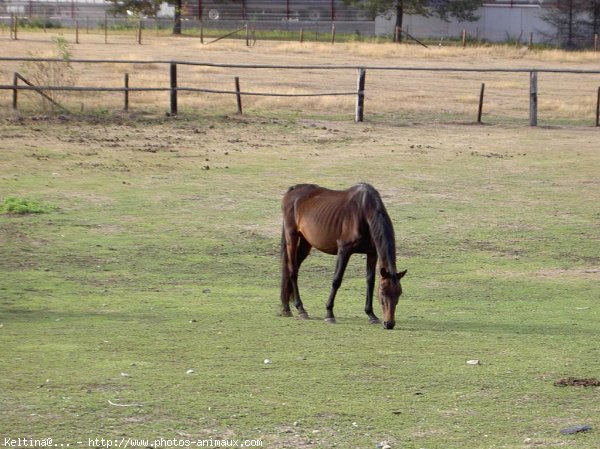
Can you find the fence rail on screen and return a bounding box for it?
[3,57,600,73]
[1,57,600,125]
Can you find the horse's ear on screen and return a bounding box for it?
[397,269,407,279]
[380,267,390,278]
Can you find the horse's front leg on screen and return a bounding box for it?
[364,253,380,324]
[325,248,351,323]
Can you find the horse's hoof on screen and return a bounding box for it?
[281,310,293,318]
[298,312,310,320]
[324,317,336,324]
[369,318,381,325]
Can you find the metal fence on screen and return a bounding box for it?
[0,0,373,22]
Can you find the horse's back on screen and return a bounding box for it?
[283,184,352,213]
[283,183,323,200]
[283,183,379,210]
[282,184,372,254]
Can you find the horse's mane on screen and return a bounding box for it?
[354,183,397,269]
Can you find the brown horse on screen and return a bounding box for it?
[280,183,407,330]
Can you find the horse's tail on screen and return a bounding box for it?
[280,223,293,315]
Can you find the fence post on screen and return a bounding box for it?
[596,86,599,127]
[124,73,129,112]
[137,20,142,44]
[462,29,467,48]
[299,27,304,43]
[595,34,599,51]
[12,72,18,110]
[200,21,204,43]
[12,13,18,40]
[477,82,485,123]
[529,71,538,127]
[245,24,249,46]
[528,32,533,50]
[104,14,108,44]
[170,62,177,116]
[331,23,336,44]
[355,68,366,122]
[75,20,79,44]
[235,76,242,114]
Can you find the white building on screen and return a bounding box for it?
[376,3,556,43]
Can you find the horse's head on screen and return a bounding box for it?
[379,268,407,330]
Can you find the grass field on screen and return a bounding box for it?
[1,35,600,449]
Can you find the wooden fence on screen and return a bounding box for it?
[1,57,600,126]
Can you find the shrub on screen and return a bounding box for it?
[20,35,78,111]
[0,197,55,214]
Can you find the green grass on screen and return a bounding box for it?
[193,27,394,44]
[0,196,55,214]
[0,114,598,448]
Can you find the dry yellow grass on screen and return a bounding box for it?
[1,30,599,123]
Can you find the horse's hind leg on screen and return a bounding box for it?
[280,227,294,317]
[283,226,311,319]
[280,276,293,317]
[293,236,312,319]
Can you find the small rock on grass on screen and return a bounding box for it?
[376,442,391,449]
[560,425,592,435]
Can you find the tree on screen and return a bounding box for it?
[584,0,600,35]
[106,0,161,18]
[172,0,182,35]
[541,0,600,48]
[106,0,183,35]
[344,0,483,41]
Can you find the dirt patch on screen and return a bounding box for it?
[554,377,600,387]
[535,267,600,281]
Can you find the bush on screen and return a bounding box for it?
[20,35,78,111]
[0,197,55,214]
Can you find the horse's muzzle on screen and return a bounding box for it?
[383,321,395,330]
